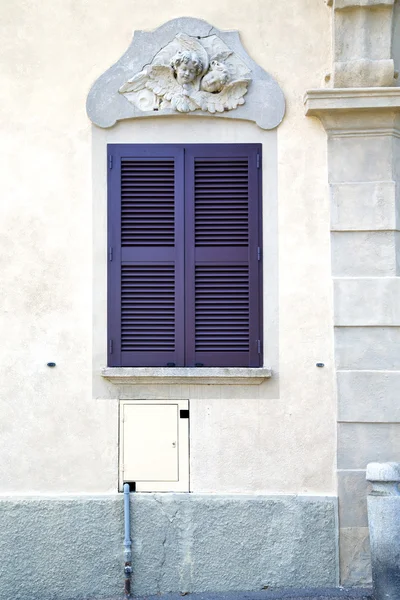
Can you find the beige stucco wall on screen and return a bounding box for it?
[0,1,335,494]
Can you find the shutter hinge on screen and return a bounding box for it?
[109,339,113,354]
[257,340,261,354]
[257,246,261,261]
[109,155,113,170]
[109,246,113,261]
[257,153,260,169]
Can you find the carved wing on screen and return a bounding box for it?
[119,69,149,93]
[145,65,181,100]
[193,79,250,114]
[119,65,178,96]
[210,50,233,63]
[170,94,200,113]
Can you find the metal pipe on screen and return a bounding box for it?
[123,483,132,599]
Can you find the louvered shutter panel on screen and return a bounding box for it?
[184,144,262,367]
[108,145,185,367]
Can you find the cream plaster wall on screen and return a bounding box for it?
[0,0,335,494]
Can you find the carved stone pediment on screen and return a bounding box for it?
[119,32,251,114]
[87,18,285,130]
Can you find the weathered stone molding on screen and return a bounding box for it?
[304,88,400,130]
[86,18,285,130]
[324,0,398,87]
[101,367,272,385]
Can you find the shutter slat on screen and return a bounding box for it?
[194,264,250,352]
[121,264,175,352]
[194,156,249,248]
[121,158,175,247]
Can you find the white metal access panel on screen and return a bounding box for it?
[119,400,189,492]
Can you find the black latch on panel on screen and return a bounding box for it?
[180,410,189,419]
[166,362,176,367]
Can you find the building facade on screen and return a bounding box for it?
[1,1,400,598]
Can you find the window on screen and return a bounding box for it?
[107,144,262,368]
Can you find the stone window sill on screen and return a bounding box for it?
[101,367,272,385]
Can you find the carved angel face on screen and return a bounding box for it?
[201,60,230,93]
[170,51,203,86]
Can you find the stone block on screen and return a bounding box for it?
[330,181,399,232]
[337,370,400,422]
[334,278,400,326]
[335,326,400,370]
[338,470,370,527]
[0,494,338,599]
[337,423,400,469]
[333,60,395,88]
[332,0,396,86]
[328,135,395,183]
[331,232,400,277]
[394,136,400,181]
[340,527,372,587]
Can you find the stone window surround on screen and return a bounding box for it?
[89,18,283,396]
[106,143,264,371]
[92,120,279,399]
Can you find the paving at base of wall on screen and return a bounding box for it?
[0,494,338,600]
[48,589,374,600]
[137,590,373,599]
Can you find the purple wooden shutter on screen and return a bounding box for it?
[184,144,262,367]
[108,144,185,367]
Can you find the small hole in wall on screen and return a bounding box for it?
[123,481,136,492]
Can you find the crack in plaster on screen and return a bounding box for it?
[152,495,181,593]
[137,26,214,76]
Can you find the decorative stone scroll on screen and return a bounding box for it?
[87,18,285,130]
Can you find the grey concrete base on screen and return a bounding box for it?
[0,494,338,600]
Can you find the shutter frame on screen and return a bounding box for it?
[107,144,185,367]
[107,143,262,368]
[184,144,262,368]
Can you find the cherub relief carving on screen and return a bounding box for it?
[119,33,251,114]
